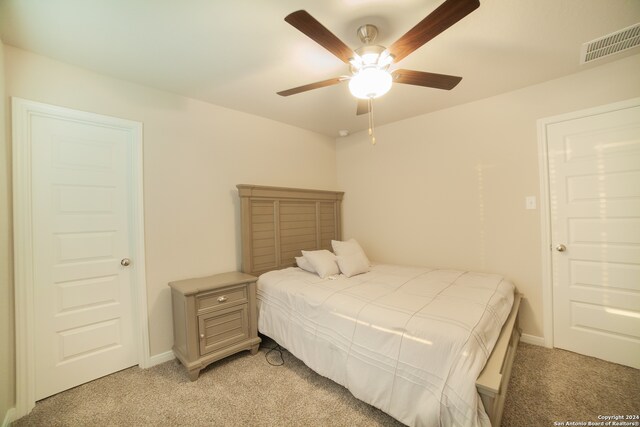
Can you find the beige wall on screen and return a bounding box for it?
[336,53,640,339]
[0,39,16,423]
[4,46,338,356]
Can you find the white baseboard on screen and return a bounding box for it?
[520,333,546,347]
[2,407,16,427]
[146,350,175,368]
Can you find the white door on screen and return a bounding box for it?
[30,108,139,399]
[547,102,640,369]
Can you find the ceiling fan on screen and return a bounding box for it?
[277,0,480,116]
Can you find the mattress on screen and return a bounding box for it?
[257,264,515,427]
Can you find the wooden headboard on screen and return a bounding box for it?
[237,185,344,277]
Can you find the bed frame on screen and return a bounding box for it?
[237,184,521,426]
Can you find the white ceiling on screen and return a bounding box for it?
[1,0,639,137]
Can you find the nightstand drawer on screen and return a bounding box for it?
[196,284,248,313]
[198,305,249,355]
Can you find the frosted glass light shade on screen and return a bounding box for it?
[348,68,392,99]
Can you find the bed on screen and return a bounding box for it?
[237,184,522,427]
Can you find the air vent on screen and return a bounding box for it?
[580,23,640,64]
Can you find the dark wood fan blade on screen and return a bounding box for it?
[392,69,462,90]
[356,99,369,115]
[277,77,344,96]
[285,10,354,63]
[388,0,480,63]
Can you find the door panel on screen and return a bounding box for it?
[548,104,640,368]
[31,114,137,399]
[56,275,120,313]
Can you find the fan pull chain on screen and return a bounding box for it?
[368,98,376,145]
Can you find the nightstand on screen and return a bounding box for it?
[169,271,261,381]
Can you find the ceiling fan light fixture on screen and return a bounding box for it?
[378,50,394,67]
[349,54,363,69]
[351,45,388,70]
[279,3,479,124]
[348,67,392,99]
[361,52,381,66]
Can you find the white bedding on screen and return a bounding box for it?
[257,264,515,427]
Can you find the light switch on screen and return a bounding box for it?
[526,196,537,210]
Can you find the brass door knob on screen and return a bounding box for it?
[121,258,131,266]
[555,244,567,252]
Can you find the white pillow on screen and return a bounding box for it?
[295,256,316,273]
[301,249,339,279]
[331,239,371,266]
[336,252,370,278]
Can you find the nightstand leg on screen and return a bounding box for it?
[250,343,260,355]
[188,368,200,381]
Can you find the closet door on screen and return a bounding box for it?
[13,99,143,400]
[546,102,640,369]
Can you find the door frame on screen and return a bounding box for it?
[12,98,150,417]
[536,96,640,349]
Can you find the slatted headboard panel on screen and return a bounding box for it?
[237,185,344,277]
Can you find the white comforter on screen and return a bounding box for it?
[257,264,515,427]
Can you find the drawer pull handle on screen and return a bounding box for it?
[199,333,205,339]
[217,296,228,303]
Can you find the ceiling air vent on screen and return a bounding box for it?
[580,23,640,64]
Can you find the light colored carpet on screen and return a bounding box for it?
[13,339,640,426]
[501,342,639,427]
